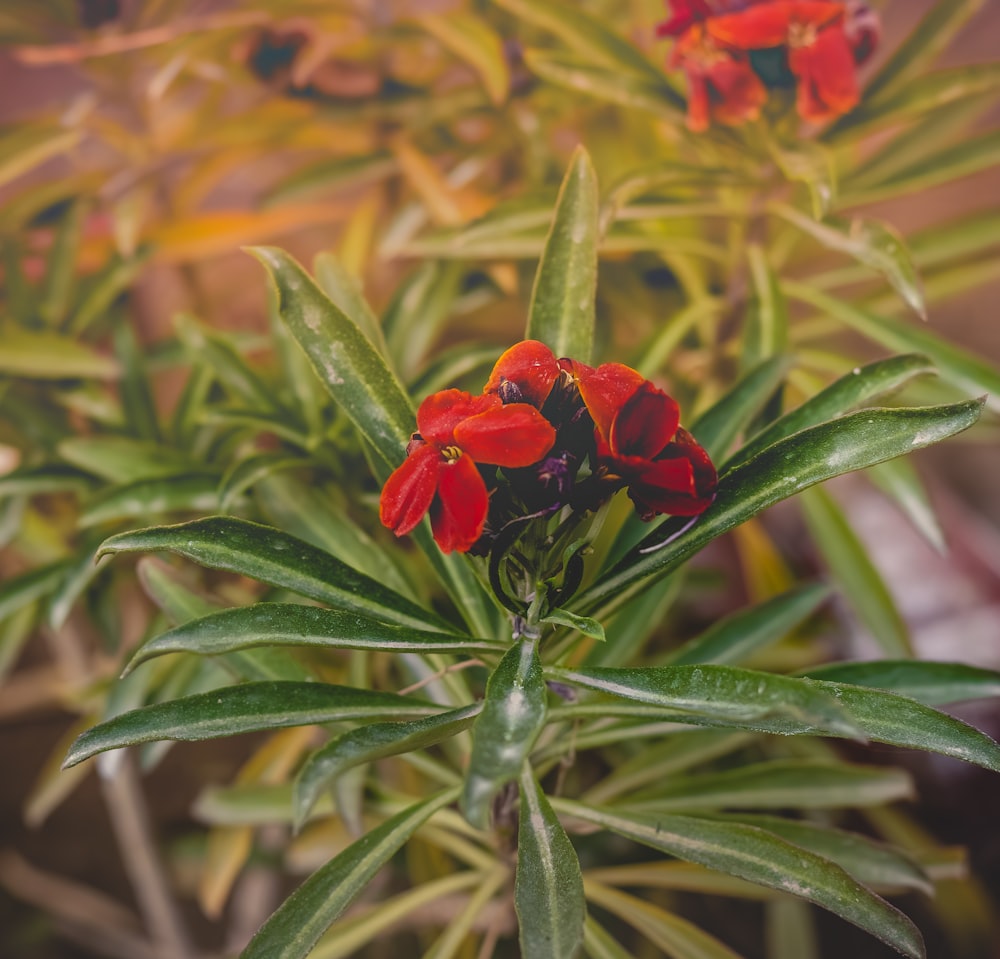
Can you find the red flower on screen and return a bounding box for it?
[483,339,561,408]
[660,0,877,128]
[706,1,862,122]
[672,26,768,131]
[380,389,556,553]
[567,362,717,519]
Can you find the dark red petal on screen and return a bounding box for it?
[416,389,501,446]
[708,1,842,49]
[453,403,556,467]
[483,340,560,408]
[704,55,768,126]
[656,0,713,37]
[430,453,489,553]
[789,23,859,121]
[609,381,680,459]
[379,442,442,538]
[575,362,645,444]
[627,456,714,517]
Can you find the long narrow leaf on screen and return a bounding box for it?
[516,767,586,959]
[549,664,863,738]
[800,661,1000,706]
[241,789,458,959]
[665,582,831,666]
[556,801,925,959]
[575,398,983,617]
[64,682,443,768]
[124,604,504,677]
[294,705,481,827]
[98,517,453,633]
[724,354,936,473]
[248,246,413,466]
[783,282,1000,413]
[800,486,911,657]
[527,146,599,364]
[462,639,546,828]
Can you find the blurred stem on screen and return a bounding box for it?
[100,753,194,959]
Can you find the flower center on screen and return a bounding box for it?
[441,445,462,463]
[788,21,819,49]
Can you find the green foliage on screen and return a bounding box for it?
[2,1,999,957]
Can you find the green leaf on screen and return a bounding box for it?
[583,916,640,959]
[724,353,936,474]
[264,152,397,207]
[0,465,93,497]
[577,398,983,617]
[783,282,1000,414]
[861,0,985,102]
[240,788,458,959]
[800,677,1000,771]
[64,681,444,768]
[516,767,586,959]
[135,558,313,683]
[174,313,282,413]
[294,704,480,827]
[866,457,946,554]
[526,146,599,364]
[313,252,388,356]
[800,486,911,657]
[98,517,454,633]
[835,63,1000,137]
[841,128,1000,207]
[0,561,69,622]
[247,246,413,467]
[548,664,863,739]
[800,661,1000,707]
[743,245,789,369]
[623,760,914,811]
[80,474,220,527]
[664,582,831,666]
[494,0,671,88]
[462,638,547,828]
[113,321,160,441]
[714,814,932,895]
[586,882,742,959]
[771,206,925,318]
[418,11,509,105]
[0,327,120,379]
[39,198,85,327]
[219,454,309,513]
[0,124,81,191]
[124,604,504,676]
[766,137,837,218]
[542,607,606,641]
[57,436,198,484]
[523,50,684,120]
[689,355,790,462]
[556,801,925,959]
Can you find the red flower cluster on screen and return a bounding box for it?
[380,341,717,554]
[658,0,879,131]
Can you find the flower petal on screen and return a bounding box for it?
[379,442,442,538]
[416,389,501,446]
[483,340,560,408]
[574,362,645,444]
[430,453,489,553]
[610,380,681,459]
[708,1,843,49]
[789,22,859,121]
[454,403,556,467]
[631,427,718,517]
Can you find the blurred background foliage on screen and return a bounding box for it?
[1,1,999,957]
